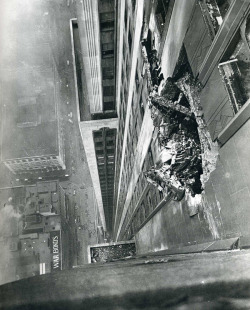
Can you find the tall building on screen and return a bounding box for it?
[111,0,250,252]
[68,0,250,250]
[71,0,118,235]
[0,1,65,175]
[2,1,250,309]
[0,0,249,251]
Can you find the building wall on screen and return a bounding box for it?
[114,0,147,238]
[114,0,250,252]
[114,0,173,240]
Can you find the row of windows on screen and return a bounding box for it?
[6,156,57,164]
[120,149,163,240]
[6,159,62,171]
[114,55,148,234]
[99,5,115,111]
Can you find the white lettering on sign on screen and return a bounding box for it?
[53,254,60,269]
[52,235,59,254]
[51,233,61,270]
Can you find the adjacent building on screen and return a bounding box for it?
[71,0,118,235]
[0,0,65,175]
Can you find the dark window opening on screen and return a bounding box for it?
[93,131,102,138]
[95,142,103,148]
[100,20,115,31]
[132,0,136,10]
[72,20,85,121]
[102,49,114,58]
[103,86,115,96]
[135,69,139,90]
[139,94,145,118]
[103,67,114,79]
[100,12,115,22]
[104,101,115,111]
[155,0,170,25]
[128,29,132,52]
[125,5,128,29]
[123,41,127,61]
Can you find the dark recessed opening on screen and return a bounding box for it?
[104,101,115,111]
[72,20,85,121]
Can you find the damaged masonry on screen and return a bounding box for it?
[144,48,219,206]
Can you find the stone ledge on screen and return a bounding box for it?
[239,235,250,249]
[141,237,240,256]
[217,99,250,145]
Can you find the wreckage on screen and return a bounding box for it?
[143,48,218,201]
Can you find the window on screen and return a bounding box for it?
[100,12,114,22]
[104,102,115,111]
[124,4,128,29]
[139,94,145,118]
[100,20,114,31]
[100,12,115,31]
[132,0,136,10]
[103,86,115,96]
[135,69,139,90]
[122,65,125,81]
[103,67,114,79]
[126,60,130,79]
[128,29,132,52]
[102,43,114,59]
[218,59,247,113]
[155,0,170,35]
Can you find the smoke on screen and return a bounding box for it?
[0,201,21,285]
[0,202,21,235]
[185,192,202,217]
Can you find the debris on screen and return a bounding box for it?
[145,72,218,202]
[90,243,136,263]
[144,259,168,264]
[186,192,202,217]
